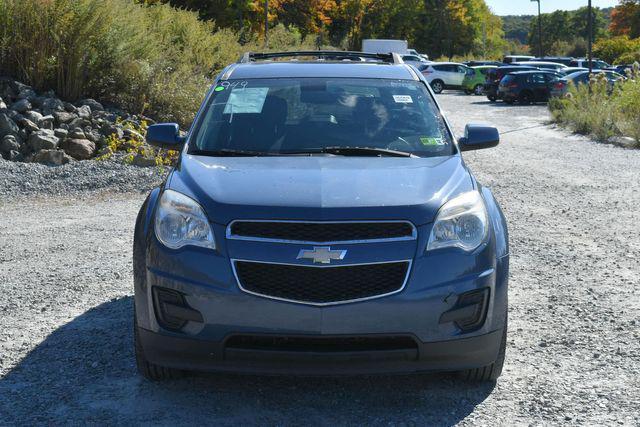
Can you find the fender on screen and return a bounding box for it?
[480,186,509,259]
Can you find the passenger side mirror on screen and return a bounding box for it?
[458,124,499,151]
[146,123,185,149]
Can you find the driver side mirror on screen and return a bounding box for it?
[458,124,499,151]
[146,123,185,150]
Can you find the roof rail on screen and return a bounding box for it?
[238,51,404,65]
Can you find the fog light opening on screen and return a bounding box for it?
[152,286,203,331]
[439,288,490,332]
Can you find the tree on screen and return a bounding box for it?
[610,0,640,38]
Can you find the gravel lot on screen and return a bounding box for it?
[1,92,639,425]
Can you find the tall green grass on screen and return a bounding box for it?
[0,0,315,126]
[549,64,640,147]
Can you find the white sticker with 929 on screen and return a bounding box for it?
[393,95,413,103]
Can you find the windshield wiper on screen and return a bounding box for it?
[304,146,418,158]
[189,148,277,157]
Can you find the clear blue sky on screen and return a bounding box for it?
[486,0,619,16]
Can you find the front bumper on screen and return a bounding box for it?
[137,327,504,375]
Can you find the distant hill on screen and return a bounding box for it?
[501,7,614,45]
[502,15,533,44]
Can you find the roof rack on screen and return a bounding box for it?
[238,51,404,65]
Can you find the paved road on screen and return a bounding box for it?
[1,92,639,425]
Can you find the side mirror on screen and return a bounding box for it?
[458,124,499,151]
[146,123,185,149]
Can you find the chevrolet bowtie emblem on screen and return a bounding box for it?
[297,246,347,264]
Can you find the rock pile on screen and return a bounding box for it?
[0,77,152,166]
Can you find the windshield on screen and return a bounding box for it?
[189,78,454,157]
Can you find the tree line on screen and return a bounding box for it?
[150,0,507,59]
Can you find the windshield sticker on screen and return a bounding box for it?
[223,87,269,114]
[214,86,225,92]
[420,136,445,146]
[393,95,413,103]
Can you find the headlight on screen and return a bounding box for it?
[427,191,488,252]
[155,189,215,250]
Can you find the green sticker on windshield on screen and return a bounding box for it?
[214,86,225,92]
[420,137,444,146]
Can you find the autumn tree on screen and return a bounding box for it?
[610,0,640,37]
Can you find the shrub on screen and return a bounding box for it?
[0,0,316,128]
[549,63,640,147]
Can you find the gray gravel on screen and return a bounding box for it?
[0,153,165,197]
[1,92,639,425]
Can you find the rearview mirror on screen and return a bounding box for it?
[458,124,499,151]
[146,123,185,149]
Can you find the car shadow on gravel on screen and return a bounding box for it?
[0,297,495,425]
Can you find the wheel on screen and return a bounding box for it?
[473,84,484,95]
[456,316,507,382]
[134,306,184,381]
[487,94,497,102]
[431,80,444,94]
[504,98,514,105]
[518,91,532,105]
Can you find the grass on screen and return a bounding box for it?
[549,64,640,148]
[0,0,317,128]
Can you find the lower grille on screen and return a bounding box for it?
[225,335,418,352]
[234,260,410,305]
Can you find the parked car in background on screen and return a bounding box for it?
[462,65,498,95]
[503,55,534,64]
[407,48,429,61]
[498,70,562,104]
[484,65,539,101]
[402,54,430,68]
[550,70,626,98]
[420,62,470,93]
[559,67,588,75]
[569,59,611,69]
[513,61,567,72]
[610,64,635,76]
[531,57,574,66]
[464,60,502,67]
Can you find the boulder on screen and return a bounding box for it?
[100,123,124,139]
[18,88,37,101]
[0,99,6,110]
[24,110,44,124]
[53,111,77,124]
[19,118,39,132]
[28,129,59,151]
[63,102,77,112]
[132,154,157,167]
[40,98,65,114]
[53,128,69,140]
[79,99,104,111]
[37,115,55,130]
[11,99,32,113]
[1,135,20,153]
[62,138,95,160]
[69,127,86,139]
[0,112,20,137]
[7,150,23,161]
[33,149,71,166]
[77,105,91,119]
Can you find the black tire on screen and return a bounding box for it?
[431,80,444,94]
[518,91,532,105]
[134,307,184,381]
[456,316,507,382]
[487,94,497,102]
[473,84,484,95]
[504,98,515,105]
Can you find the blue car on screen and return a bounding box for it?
[133,51,509,382]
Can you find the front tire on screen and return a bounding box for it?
[519,91,532,105]
[456,316,507,382]
[134,307,184,381]
[487,94,497,102]
[473,84,484,95]
[431,80,444,94]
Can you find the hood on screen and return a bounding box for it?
[168,154,473,226]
